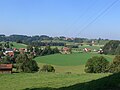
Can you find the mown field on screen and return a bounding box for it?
[0,42,27,49]
[35,52,114,66]
[79,45,102,50]
[0,73,110,90]
[12,42,27,49]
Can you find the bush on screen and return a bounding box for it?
[41,65,55,72]
[115,46,120,55]
[113,55,120,64]
[85,56,109,73]
[109,55,120,73]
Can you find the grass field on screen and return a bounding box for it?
[35,53,114,66]
[0,52,116,90]
[0,73,110,90]
[0,42,118,90]
[0,42,27,49]
[79,45,102,50]
[12,42,27,49]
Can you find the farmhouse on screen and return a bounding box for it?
[98,48,103,54]
[0,64,12,74]
[5,48,14,56]
[61,47,71,54]
[19,48,27,52]
[83,48,91,52]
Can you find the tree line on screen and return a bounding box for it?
[27,41,65,47]
[0,34,109,45]
[102,40,120,55]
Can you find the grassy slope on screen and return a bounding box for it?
[0,42,118,90]
[0,73,109,90]
[35,53,114,66]
[12,42,27,49]
[38,63,85,74]
[0,53,116,90]
[25,73,120,90]
[0,42,27,49]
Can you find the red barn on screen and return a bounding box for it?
[0,64,12,74]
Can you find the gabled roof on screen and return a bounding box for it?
[0,64,12,69]
[5,48,13,51]
[63,47,70,51]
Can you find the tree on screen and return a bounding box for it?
[53,47,59,53]
[74,38,83,43]
[16,53,29,64]
[98,38,101,44]
[16,40,23,43]
[40,46,53,56]
[34,47,42,56]
[103,40,120,55]
[85,56,109,73]
[10,43,14,47]
[109,55,120,73]
[2,56,11,64]
[16,53,39,73]
[21,60,39,73]
[27,45,33,52]
[4,42,10,48]
[0,46,2,51]
[0,51,4,57]
[115,46,120,55]
[113,55,120,65]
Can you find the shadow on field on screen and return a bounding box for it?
[23,73,120,90]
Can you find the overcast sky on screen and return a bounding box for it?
[0,0,120,39]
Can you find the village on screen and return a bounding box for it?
[0,40,104,74]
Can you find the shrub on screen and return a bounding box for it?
[115,46,120,55]
[113,55,120,65]
[85,56,109,73]
[109,55,120,73]
[41,65,55,72]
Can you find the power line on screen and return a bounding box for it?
[75,0,120,37]
[62,0,97,35]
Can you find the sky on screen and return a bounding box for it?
[0,0,120,39]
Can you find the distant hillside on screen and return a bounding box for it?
[0,34,110,46]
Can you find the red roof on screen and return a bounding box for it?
[0,64,12,69]
[63,47,70,51]
[8,52,14,56]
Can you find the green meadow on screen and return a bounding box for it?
[0,43,117,90]
[35,52,113,66]
[0,42,27,49]
[12,42,27,49]
[79,45,102,50]
[0,73,110,90]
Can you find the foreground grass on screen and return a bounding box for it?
[0,73,109,90]
[35,53,114,66]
